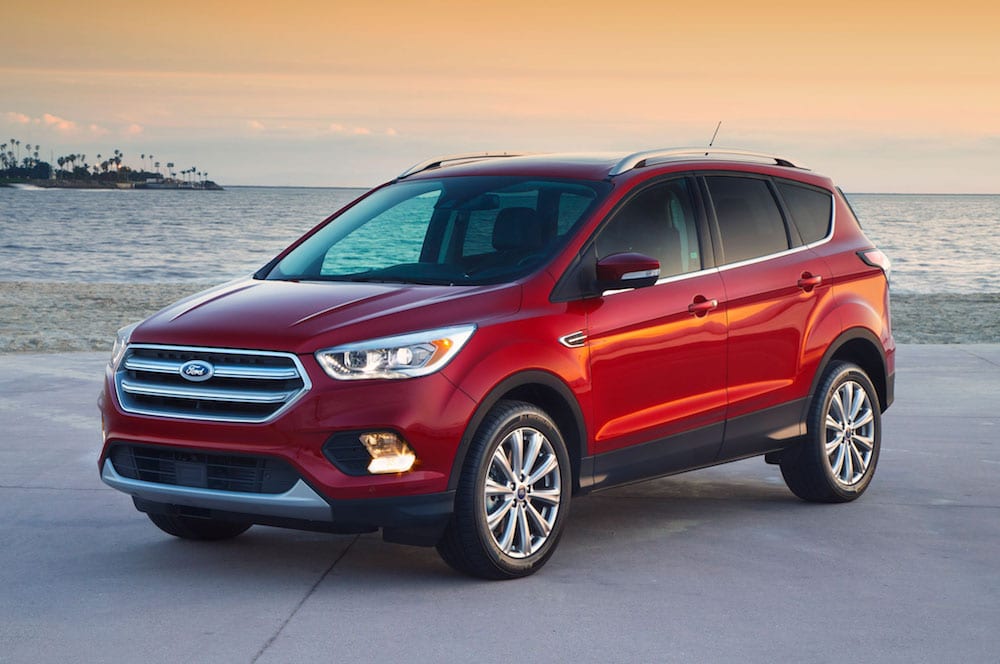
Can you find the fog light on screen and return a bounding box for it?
[359,432,416,474]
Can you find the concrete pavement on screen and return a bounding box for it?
[1,345,997,663]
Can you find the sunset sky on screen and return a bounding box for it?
[4,0,998,192]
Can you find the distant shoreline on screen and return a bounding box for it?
[1,281,997,353]
[1,179,223,190]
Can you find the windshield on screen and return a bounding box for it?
[266,176,610,285]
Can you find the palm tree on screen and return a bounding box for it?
[154,161,161,177]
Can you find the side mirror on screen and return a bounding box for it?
[595,252,660,291]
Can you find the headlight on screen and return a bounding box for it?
[109,322,140,369]
[315,324,476,380]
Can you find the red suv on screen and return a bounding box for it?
[99,148,894,579]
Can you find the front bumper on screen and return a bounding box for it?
[102,458,455,545]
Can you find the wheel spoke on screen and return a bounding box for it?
[487,496,515,529]
[830,389,847,424]
[496,505,518,553]
[829,443,845,477]
[826,414,845,432]
[853,407,874,429]
[848,383,866,421]
[528,487,561,505]
[522,430,542,477]
[491,446,517,484]
[852,433,875,451]
[525,501,552,538]
[842,440,855,482]
[849,440,868,474]
[526,454,559,486]
[485,478,513,497]
[516,504,532,555]
[509,430,524,481]
[825,431,845,454]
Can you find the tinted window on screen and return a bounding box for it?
[777,181,832,244]
[596,178,701,278]
[707,176,789,264]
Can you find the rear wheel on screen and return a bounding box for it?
[147,512,252,541]
[437,400,571,579]
[780,361,881,502]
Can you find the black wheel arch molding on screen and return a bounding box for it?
[806,327,894,416]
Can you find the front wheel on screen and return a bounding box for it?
[437,400,572,579]
[780,361,882,502]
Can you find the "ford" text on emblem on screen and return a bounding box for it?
[179,360,215,382]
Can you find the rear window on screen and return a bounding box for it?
[777,181,833,244]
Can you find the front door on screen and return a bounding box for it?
[585,178,728,486]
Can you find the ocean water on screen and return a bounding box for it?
[1,186,997,294]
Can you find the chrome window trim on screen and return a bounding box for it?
[601,266,720,297]
[115,344,312,424]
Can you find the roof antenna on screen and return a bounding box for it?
[707,121,722,154]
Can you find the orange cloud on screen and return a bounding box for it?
[5,111,32,124]
[42,113,77,132]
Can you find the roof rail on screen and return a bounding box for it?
[398,152,526,179]
[609,147,801,177]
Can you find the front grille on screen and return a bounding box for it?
[110,444,300,494]
[115,345,310,422]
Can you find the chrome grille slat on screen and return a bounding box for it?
[123,356,300,380]
[115,344,311,423]
[120,378,297,404]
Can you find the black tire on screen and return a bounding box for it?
[780,361,882,502]
[147,512,252,541]
[437,400,572,579]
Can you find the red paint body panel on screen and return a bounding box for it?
[587,271,727,453]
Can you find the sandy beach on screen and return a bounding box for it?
[1,281,998,353]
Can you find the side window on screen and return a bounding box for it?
[777,181,833,244]
[707,176,790,264]
[595,179,701,278]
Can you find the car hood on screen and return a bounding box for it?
[131,278,522,354]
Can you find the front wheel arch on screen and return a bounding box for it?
[447,370,587,493]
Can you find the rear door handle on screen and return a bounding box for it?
[688,296,719,316]
[797,272,823,291]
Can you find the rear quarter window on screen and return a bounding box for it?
[777,181,833,244]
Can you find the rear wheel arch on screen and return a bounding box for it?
[448,371,587,493]
[811,328,890,412]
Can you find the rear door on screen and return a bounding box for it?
[703,174,834,459]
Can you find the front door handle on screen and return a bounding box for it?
[688,295,719,317]
[797,272,823,291]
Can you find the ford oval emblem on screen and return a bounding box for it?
[179,359,215,382]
